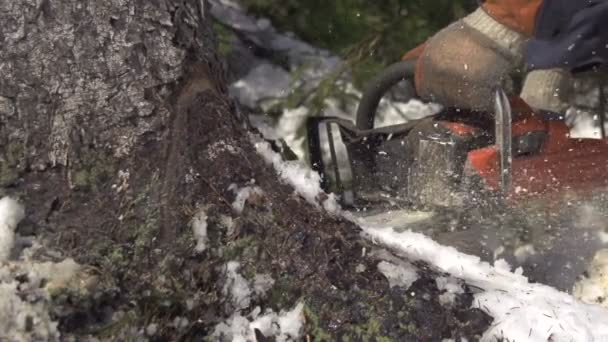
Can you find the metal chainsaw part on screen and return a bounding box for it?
[494,88,512,195]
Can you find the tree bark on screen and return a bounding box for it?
[0,0,490,340]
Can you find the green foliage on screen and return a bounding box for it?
[240,0,475,85]
[213,19,237,57]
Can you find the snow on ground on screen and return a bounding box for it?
[230,63,292,110]
[360,221,608,342]
[229,183,264,214]
[436,276,465,306]
[214,259,302,342]
[0,196,25,260]
[377,260,418,289]
[191,209,208,253]
[212,303,304,342]
[222,261,276,310]
[223,261,254,310]
[251,134,340,213]
[0,197,81,341]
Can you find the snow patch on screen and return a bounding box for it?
[436,276,464,306]
[223,261,253,310]
[220,215,236,236]
[0,197,81,341]
[436,276,464,295]
[229,183,264,214]
[191,210,208,253]
[212,302,304,342]
[252,135,340,213]
[377,260,418,289]
[0,281,60,342]
[359,220,608,342]
[0,197,25,261]
[253,273,275,296]
[222,261,274,312]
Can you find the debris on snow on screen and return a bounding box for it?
[223,261,253,310]
[360,221,608,342]
[229,183,264,214]
[0,197,25,261]
[252,135,340,214]
[377,260,418,289]
[211,302,305,342]
[191,209,208,253]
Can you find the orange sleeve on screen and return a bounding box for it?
[482,0,544,36]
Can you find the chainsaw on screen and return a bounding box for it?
[307,60,608,211]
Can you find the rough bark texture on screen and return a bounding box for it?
[1,0,490,340]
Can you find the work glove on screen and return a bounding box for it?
[521,0,608,131]
[520,69,573,115]
[413,6,528,112]
[411,1,542,113]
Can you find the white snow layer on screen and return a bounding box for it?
[252,135,340,213]
[212,303,304,342]
[0,197,25,260]
[191,209,208,253]
[360,221,608,342]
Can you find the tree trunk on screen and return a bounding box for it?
[0,0,490,340]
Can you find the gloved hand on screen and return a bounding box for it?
[521,0,608,117]
[410,1,543,112]
[520,68,573,114]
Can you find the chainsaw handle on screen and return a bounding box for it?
[355,60,418,130]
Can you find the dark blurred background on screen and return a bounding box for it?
[239,0,477,85]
